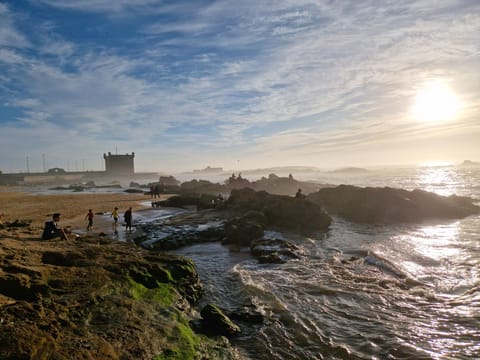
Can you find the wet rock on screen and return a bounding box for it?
[257,253,285,264]
[250,238,303,263]
[222,216,264,246]
[227,302,266,325]
[308,184,480,223]
[200,304,241,338]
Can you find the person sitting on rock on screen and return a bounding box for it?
[295,188,305,199]
[42,213,69,240]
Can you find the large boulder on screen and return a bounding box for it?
[226,188,331,232]
[307,185,480,224]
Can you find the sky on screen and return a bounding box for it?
[0,0,479,173]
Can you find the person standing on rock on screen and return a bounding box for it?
[85,209,94,231]
[111,207,119,232]
[124,207,133,233]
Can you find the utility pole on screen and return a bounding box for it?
[26,156,30,173]
[42,153,46,172]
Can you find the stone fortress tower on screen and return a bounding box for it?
[103,152,135,175]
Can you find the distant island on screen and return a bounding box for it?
[191,166,224,173]
[240,166,321,175]
[460,160,479,166]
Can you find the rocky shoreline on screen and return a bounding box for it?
[1,184,479,359]
[0,229,238,360]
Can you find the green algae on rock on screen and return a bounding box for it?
[0,234,237,360]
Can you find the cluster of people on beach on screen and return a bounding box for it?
[41,206,134,240]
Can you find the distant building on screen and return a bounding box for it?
[0,151,148,185]
[103,152,135,175]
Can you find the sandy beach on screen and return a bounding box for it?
[0,188,171,238]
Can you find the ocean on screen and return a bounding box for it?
[171,165,480,360]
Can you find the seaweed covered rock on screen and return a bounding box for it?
[226,188,331,231]
[307,184,480,223]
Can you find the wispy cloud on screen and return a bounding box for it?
[0,0,479,172]
[31,0,166,14]
[0,3,29,47]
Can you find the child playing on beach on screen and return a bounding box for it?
[85,209,94,231]
[111,207,119,232]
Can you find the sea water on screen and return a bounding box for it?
[171,165,480,360]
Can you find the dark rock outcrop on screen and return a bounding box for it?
[226,188,331,232]
[153,193,218,209]
[181,179,224,195]
[200,304,241,338]
[222,216,264,246]
[250,238,304,264]
[171,173,324,197]
[307,185,480,223]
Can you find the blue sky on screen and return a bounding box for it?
[0,0,479,173]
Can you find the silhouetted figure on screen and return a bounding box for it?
[85,209,94,231]
[295,188,305,199]
[124,207,133,232]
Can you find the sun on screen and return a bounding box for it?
[411,81,462,123]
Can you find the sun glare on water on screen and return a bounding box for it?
[412,81,462,123]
